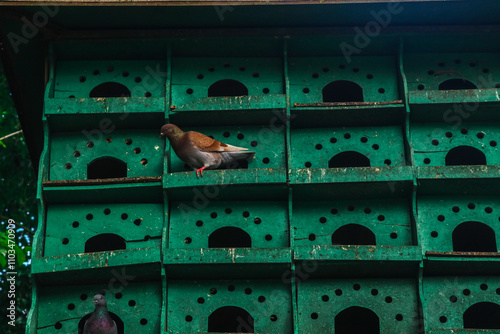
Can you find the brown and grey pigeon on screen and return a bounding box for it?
[83,293,117,334]
[160,124,255,177]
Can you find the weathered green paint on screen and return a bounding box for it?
[412,123,499,167]
[169,200,288,248]
[171,57,283,109]
[297,278,420,333]
[44,203,163,257]
[422,276,500,332]
[45,97,166,115]
[289,56,400,105]
[167,279,293,333]
[35,281,162,333]
[42,182,163,204]
[32,249,161,276]
[49,129,164,181]
[418,197,500,253]
[290,126,407,169]
[24,23,500,334]
[293,198,414,247]
[53,60,167,98]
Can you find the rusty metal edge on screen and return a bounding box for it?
[426,251,500,258]
[42,176,162,187]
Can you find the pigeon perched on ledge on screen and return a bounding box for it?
[83,293,117,334]
[160,124,255,177]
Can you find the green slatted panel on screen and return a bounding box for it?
[290,126,406,169]
[297,278,420,333]
[293,198,412,247]
[411,123,500,167]
[44,203,163,257]
[417,196,499,253]
[171,57,284,111]
[36,281,161,333]
[54,60,166,99]
[423,276,500,332]
[289,56,400,105]
[49,129,163,180]
[167,279,293,333]
[169,201,288,248]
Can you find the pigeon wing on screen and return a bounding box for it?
[187,131,249,152]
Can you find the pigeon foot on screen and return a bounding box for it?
[196,166,208,178]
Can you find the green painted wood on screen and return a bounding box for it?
[53,60,167,98]
[170,94,286,112]
[412,122,500,167]
[290,125,407,169]
[293,198,414,247]
[405,53,500,95]
[164,168,287,189]
[294,245,421,261]
[169,200,288,248]
[422,276,500,332]
[44,203,163,257]
[164,248,291,264]
[167,279,293,333]
[289,166,413,184]
[171,57,283,110]
[297,278,420,333]
[49,129,164,181]
[42,182,163,204]
[35,281,161,333]
[45,97,166,115]
[289,56,400,105]
[417,196,500,253]
[290,104,405,128]
[32,248,161,275]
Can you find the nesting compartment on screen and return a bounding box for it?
[166,279,293,333]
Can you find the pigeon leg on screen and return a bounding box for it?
[196,166,208,178]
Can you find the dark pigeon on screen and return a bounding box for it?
[83,294,118,334]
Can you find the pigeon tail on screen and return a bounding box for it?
[219,151,256,167]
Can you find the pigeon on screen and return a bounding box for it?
[83,293,117,334]
[160,124,255,177]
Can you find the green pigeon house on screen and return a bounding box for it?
[1,0,500,332]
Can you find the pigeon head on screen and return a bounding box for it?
[93,294,108,307]
[160,124,184,142]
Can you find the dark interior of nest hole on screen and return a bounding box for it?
[332,224,377,246]
[208,79,248,97]
[85,233,126,253]
[452,221,497,252]
[209,227,252,248]
[89,82,132,98]
[445,146,486,166]
[329,151,371,168]
[208,306,254,333]
[335,306,380,334]
[439,79,477,91]
[87,157,127,179]
[323,80,364,103]
[464,302,500,329]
